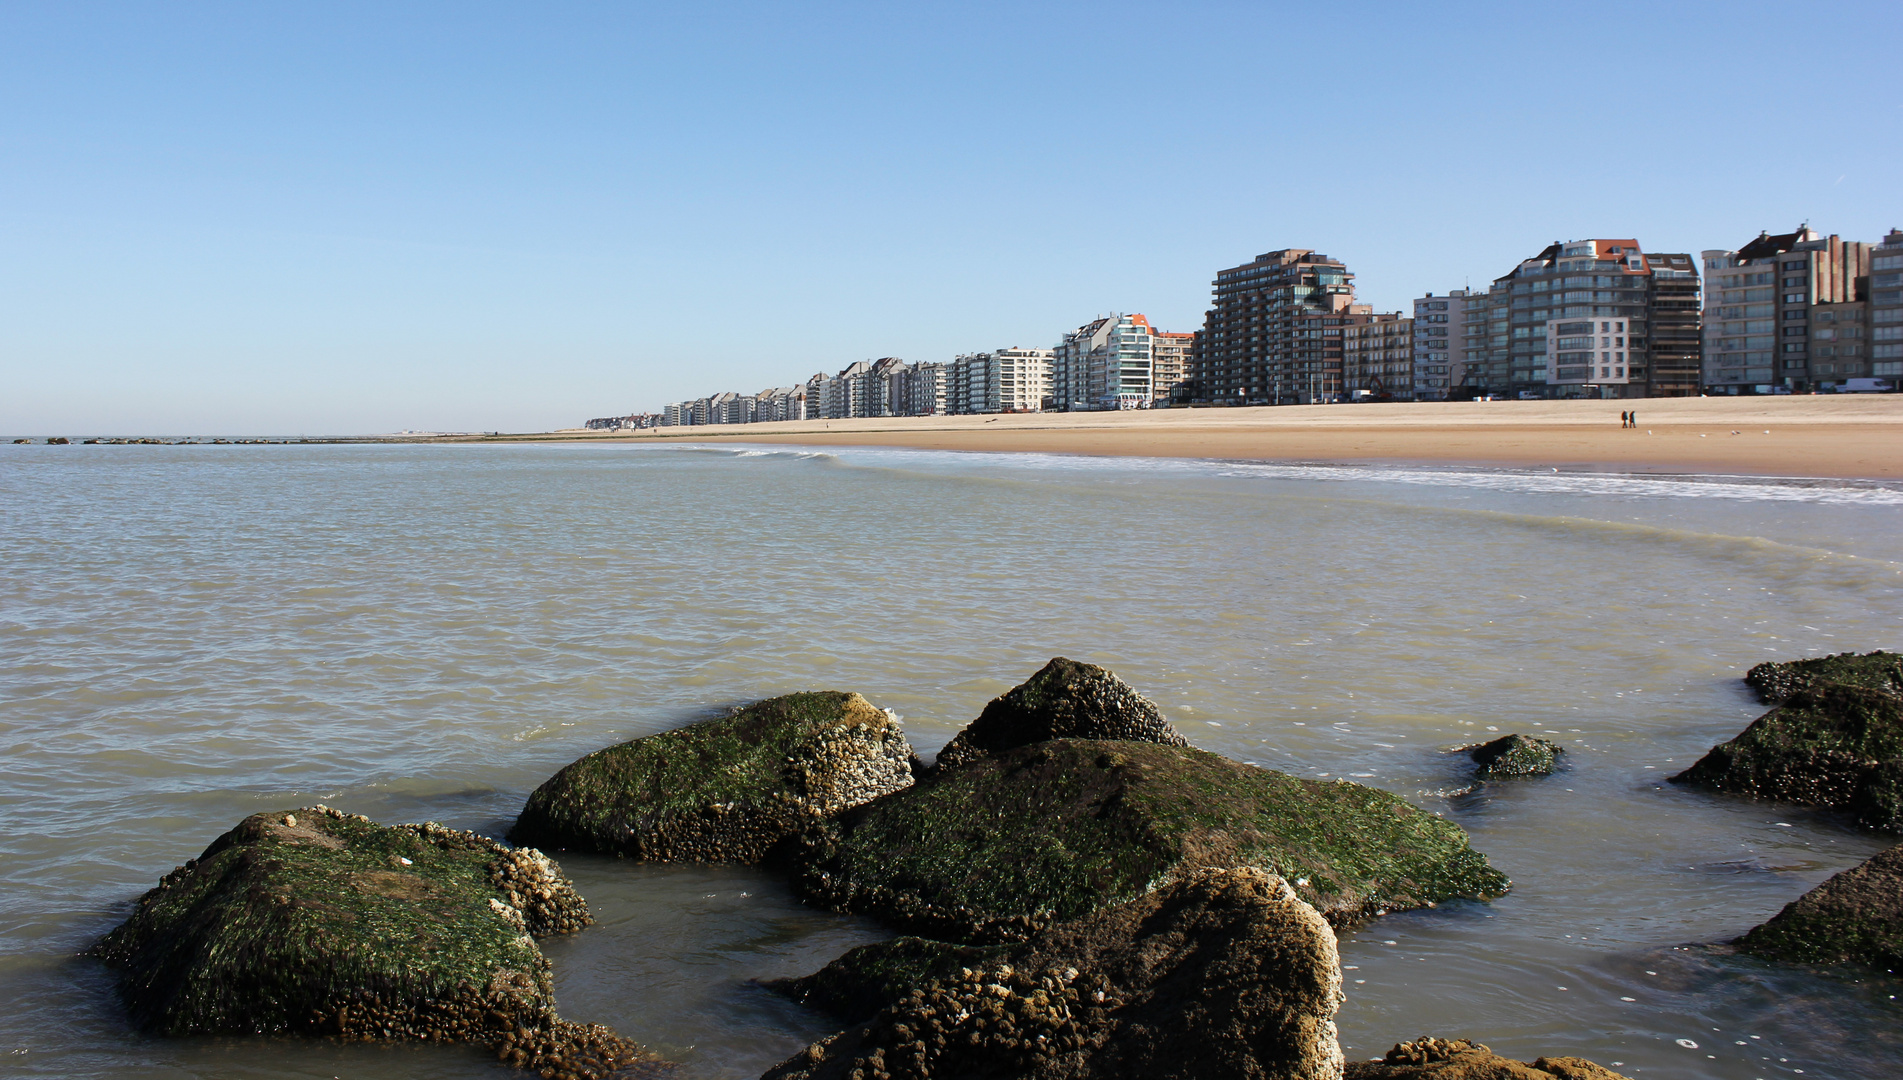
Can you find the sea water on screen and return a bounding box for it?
[2,441,1900,1079]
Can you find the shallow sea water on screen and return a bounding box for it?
[2,441,1901,1079]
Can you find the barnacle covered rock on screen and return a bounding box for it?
[764,867,1344,1080]
[934,658,1187,772]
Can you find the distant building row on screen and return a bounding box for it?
[588,224,1900,425]
[650,315,1200,426]
[1189,225,1898,403]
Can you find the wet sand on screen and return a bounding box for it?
[540,398,1903,480]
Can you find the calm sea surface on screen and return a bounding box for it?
[3,442,1902,1079]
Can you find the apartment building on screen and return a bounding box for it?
[993,347,1054,412]
[1875,229,1903,383]
[1410,290,1476,400]
[1192,249,1371,405]
[906,361,950,415]
[1151,331,1193,404]
[1341,314,1413,400]
[1702,226,1871,391]
[1466,239,1698,399]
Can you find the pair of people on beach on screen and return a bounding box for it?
[1620,410,1638,429]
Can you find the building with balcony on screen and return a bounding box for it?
[1151,331,1193,404]
[1191,249,1371,405]
[1342,314,1412,400]
[1465,239,1698,399]
[1702,226,1871,392]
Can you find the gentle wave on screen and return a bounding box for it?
[676,441,1903,507]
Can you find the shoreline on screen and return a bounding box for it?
[525,398,1903,481]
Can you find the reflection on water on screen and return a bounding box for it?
[1,441,1900,1079]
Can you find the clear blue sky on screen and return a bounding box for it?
[4,2,1898,434]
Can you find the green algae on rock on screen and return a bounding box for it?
[763,867,1345,1080]
[1670,682,1903,830]
[89,806,653,1079]
[1744,650,1903,704]
[1736,842,1903,973]
[1468,734,1562,779]
[1346,1037,1633,1080]
[510,691,917,862]
[933,658,1187,772]
[791,739,1508,943]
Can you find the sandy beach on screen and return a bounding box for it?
[535,397,1903,480]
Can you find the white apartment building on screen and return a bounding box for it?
[992,348,1053,412]
[1545,316,1630,390]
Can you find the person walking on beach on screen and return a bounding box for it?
[1620,410,1628,429]
[1629,409,1636,429]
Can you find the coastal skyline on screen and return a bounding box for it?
[4,2,1900,433]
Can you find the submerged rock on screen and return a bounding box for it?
[934,658,1187,771]
[791,738,1508,943]
[1468,735,1562,779]
[1745,650,1903,703]
[89,807,653,1078]
[1346,1038,1631,1079]
[1735,842,1903,972]
[510,691,916,862]
[763,866,1345,1080]
[1670,683,1903,830]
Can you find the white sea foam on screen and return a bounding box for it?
[688,441,1903,508]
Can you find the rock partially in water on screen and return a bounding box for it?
[1745,650,1903,703]
[1669,683,1903,830]
[764,937,1004,1024]
[763,866,1344,1080]
[791,738,1509,943]
[933,658,1187,772]
[510,691,916,862]
[1468,735,1562,779]
[1346,1038,1631,1079]
[1735,842,1903,973]
[89,806,654,1078]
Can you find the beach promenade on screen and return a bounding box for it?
[528,397,1903,480]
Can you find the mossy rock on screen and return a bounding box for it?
[1670,683,1903,830]
[790,739,1508,943]
[89,807,654,1078]
[510,691,916,862]
[764,936,1003,1024]
[1346,1037,1632,1079]
[1468,735,1562,779]
[934,658,1187,771]
[1735,843,1903,972]
[1744,650,1903,703]
[764,867,1345,1080]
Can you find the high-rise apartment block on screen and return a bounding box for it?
[1461,240,1699,399]
[1192,249,1371,405]
[1703,226,1880,392]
